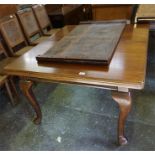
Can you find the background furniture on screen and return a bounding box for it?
[32,5,60,36]
[0,5,18,18]
[135,4,155,23]
[92,5,133,22]
[45,4,92,28]
[16,8,49,45]
[0,15,33,57]
[0,41,18,105]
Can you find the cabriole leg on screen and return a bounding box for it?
[112,91,132,145]
[19,80,42,124]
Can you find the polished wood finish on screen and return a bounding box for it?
[16,8,49,45]
[0,57,17,74]
[19,80,41,124]
[135,4,155,23]
[0,5,18,18]
[0,14,33,56]
[4,24,149,145]
[92,5,133,22]
[4,24,149,89]
[0,42,18,105]
[112,91,132,145]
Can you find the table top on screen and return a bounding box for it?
[4,24,149,90]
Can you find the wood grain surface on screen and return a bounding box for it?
[4,24,149,90]
[92,5,133,21]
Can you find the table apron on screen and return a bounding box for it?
[19,76,133,93]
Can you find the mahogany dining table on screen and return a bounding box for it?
[4,23,149,145]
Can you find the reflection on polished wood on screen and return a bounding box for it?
[4,24,149,89]
[4,24,149,145]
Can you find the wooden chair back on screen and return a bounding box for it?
[16,8,42,43]
[0,15,27,56]
[32,5,51,33]
[0,40,8,58]
[0,40,9,75]
[0,41,7,85]
[0,40,19,105]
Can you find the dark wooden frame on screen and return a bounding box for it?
[32,5,52,35]
[0,41,18,105]
[36,20,126,65]
[16,8,47,45]
[0,14,31,57]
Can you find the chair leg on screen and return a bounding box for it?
[4,78,18,106]
[9,77,19,100]
[5,79,15,105]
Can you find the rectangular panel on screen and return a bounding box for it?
[0,17,25,47]
[17,9,40,37]
[92,5,133,21]
[33,5,50,29]
[36,21,126,65]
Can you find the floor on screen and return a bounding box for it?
[0,32,155,151]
